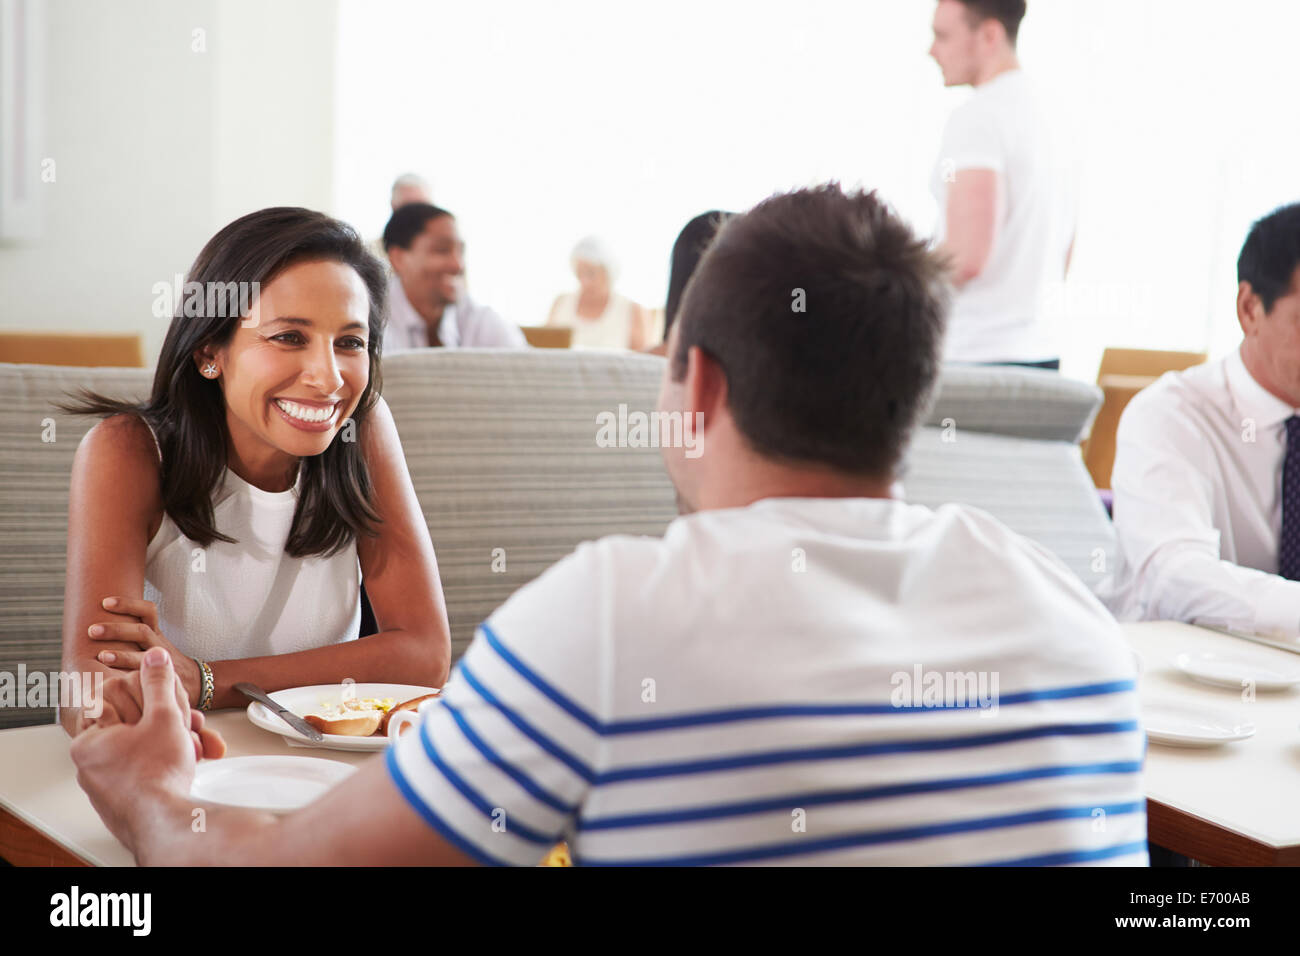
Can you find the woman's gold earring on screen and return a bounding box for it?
[203,364,218,377]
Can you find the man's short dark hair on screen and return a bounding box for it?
[671,184,950,480]
[383,202,452,252]
[955,0,1027,46]
[1238,203,1300,315]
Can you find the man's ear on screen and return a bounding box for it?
[1237,281,1265,337]
[979,18,1006,52]
[387,246,405,275]
[682,345,727,426]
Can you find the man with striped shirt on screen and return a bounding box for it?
[72,185,1146,866]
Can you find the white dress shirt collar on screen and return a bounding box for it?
[1225,346,1297,431]
[383,273,525,350]
[437,303,460,348]
[386,272,458,350]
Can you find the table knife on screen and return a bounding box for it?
[234,682,325,741]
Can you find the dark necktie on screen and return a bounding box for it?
[1280,416,1300,580]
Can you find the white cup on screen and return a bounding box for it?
[386,695,441,740]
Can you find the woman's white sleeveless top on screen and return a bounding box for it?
[139,420,361,663]
[549,291,636,349]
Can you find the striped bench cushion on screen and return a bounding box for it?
[380,349,678,662]
[0,353,1108,729]
[924,364,1103,443]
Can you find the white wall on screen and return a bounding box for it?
[212,0,337,229]
[0,0,338,365]
[1028,0,1300,376]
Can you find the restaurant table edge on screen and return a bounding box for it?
[2,621,1299,866]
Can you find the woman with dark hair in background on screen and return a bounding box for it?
[648,210,732,356]
[57,207,451,733]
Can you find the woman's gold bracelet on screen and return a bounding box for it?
[195,658,214,711]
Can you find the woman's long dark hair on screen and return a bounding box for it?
[664,210,731,343]
[55,207,388,559]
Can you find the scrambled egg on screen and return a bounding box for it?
[313,696,396,717]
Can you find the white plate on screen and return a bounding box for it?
[1142,700,1256,747]
[191,756,356,814]
[1174,650,1300,691]
[246,683,439,751]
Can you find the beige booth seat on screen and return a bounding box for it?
[0,353,1107,729]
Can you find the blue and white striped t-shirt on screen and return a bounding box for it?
[388,497,1147,866]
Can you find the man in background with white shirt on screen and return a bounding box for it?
[929,0,1074,369]
[71,184,1144,866]
[382,202,526,351]
[1109,204,1300,638]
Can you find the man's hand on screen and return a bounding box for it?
[70,647,225,854]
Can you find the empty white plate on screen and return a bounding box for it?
[191,756,356,814]
[1174,650,1300,691]
[1142,700,1256,747]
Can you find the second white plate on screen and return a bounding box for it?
[1142,700,1256,747]
[191,756,356,814]
[1174,650,1300,691]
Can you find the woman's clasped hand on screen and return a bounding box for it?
[87,595,202,717]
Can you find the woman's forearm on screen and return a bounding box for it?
[206,627,449,709]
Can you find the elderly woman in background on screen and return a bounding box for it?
[546,236,648,350]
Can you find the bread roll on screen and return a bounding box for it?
[303,711,383,737]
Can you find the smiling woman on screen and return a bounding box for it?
[53,208,452,734]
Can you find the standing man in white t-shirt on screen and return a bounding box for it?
[929,0,1074,368]
[69,184,1144,867]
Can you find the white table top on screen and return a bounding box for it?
[2,620,1298,865]
[1121,620,1300,851]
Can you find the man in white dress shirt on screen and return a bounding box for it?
[381,203,526,352]
[1108,203,1300,637]
[928,0,1074,368]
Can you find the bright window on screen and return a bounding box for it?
[335,0,1300,375]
